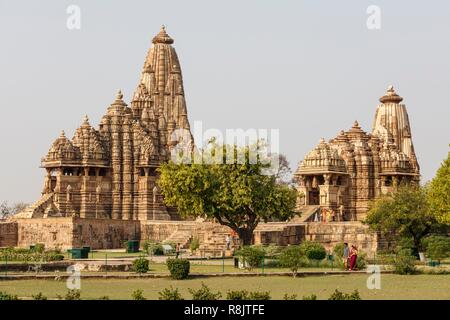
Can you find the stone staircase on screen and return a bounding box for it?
[290,205,320,223]
[163,223,196,249]
[14,193,55,219]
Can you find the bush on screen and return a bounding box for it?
[131,289,146,300]
[65,289,81,300]
[248,291,271,300]
[394,249,417,275]
[302,294,317,300]
[262,244,283,258]
[328,289,361,300]
[299,241,326,261]
[235,246,265,270]
[167,258,190,279]
[143,241,164,256]
[34,243,45,253]
[32,292,47,300]
[283,293,298,300]
[0,291,19,300]
[158,286,184,300]
[189,283,222,300]
[190,238,200,253]
[279,245,306,277]
[132,258,150,274]
[423,235,450,262]
[227,290,249,300]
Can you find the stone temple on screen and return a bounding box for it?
[17,26,193,221]
[294,86,420,222]
[0,27,420,255]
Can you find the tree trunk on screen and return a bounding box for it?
[237,228,254,246]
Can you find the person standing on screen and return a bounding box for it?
[175,243,181,259]
[349,245,358,271]
[225,235,231,250]
[343,242,350,269]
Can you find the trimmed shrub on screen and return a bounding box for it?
[167,258,190,279]
[302,294,317,300]
[132,257,150,274]
[158,286,184,300]
[65,289,81,300]
[226,290,270,300]
[328,289,361,300]
[235,246,265,270]
[131,289,146,300]
[279,245,306,277]
[394,249,417,275]
[32,292,47,300]
[0,291,19,300]
[300,241,326,261]
[189,283,222,300]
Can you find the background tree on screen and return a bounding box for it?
[364,185,437,253]
[158,142,298,245]
[428,148,450,225]
[0,201,29,219]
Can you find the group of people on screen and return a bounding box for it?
[342,242,358,271]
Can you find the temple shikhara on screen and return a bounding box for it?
[0,27,420,255]
[294,85,420,222]
[17,26,193,221]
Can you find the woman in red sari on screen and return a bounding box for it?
[349,245,358,271]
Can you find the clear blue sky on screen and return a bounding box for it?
[1,0,449,203]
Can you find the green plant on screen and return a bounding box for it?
[0,291,19,300]
[283,293,298,300]
[158,286,184,300]
[302,294,317,300]
[65,289,81,300]
[279,245,306,277]
[235,246,265,270]
[262,244,283,258]
[143,241,164,256]
[132,257,150,274]
[248,291,271,300]
[189,283,222,300]
[328,289,361,300]
[300,241,326,261]
[393,249,417,275]
[166,258,190,279]
[423,235,450,262]
[226,290,250,300]
[32,292,47,300]
[34,243,45,253]
[190,238,200,253]
[131,289,146,300]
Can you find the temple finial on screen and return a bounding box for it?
[60,130,66,138]
[116,90,123,100]
[83,114,89,124]
[380,84,403,103]
[353,120,360,128]
[152,25,174,44]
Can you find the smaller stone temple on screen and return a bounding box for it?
[294,86,420,222]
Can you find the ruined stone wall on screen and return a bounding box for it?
[72,218,140,249]
[15,217,74,250]
[14,217,140,250]
[0,221,18,247]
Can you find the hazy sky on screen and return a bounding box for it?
[1,0,449,204]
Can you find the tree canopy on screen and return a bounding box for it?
[428,149,450,225]
[158,142,298,245]
[364,185,438,252]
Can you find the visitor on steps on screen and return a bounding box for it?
[349,245,358,271]
[176,243,181,258]
[226,235,231,250]
[343,242,349,269]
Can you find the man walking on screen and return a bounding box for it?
[343,242,350,269]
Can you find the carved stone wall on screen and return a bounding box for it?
[0,222,18,247]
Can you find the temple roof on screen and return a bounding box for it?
[379,85,403,104]
[152,25,174,44]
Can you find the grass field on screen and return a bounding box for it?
[0,274,449,300]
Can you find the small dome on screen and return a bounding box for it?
[297,139,346,173]
[45,130,79,161]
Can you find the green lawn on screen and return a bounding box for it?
[0,274,448,300]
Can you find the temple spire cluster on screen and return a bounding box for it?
[18,27,192,220]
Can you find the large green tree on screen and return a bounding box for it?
[364,185,437,252]
[428,149,450,225]
[158,143,297,245]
